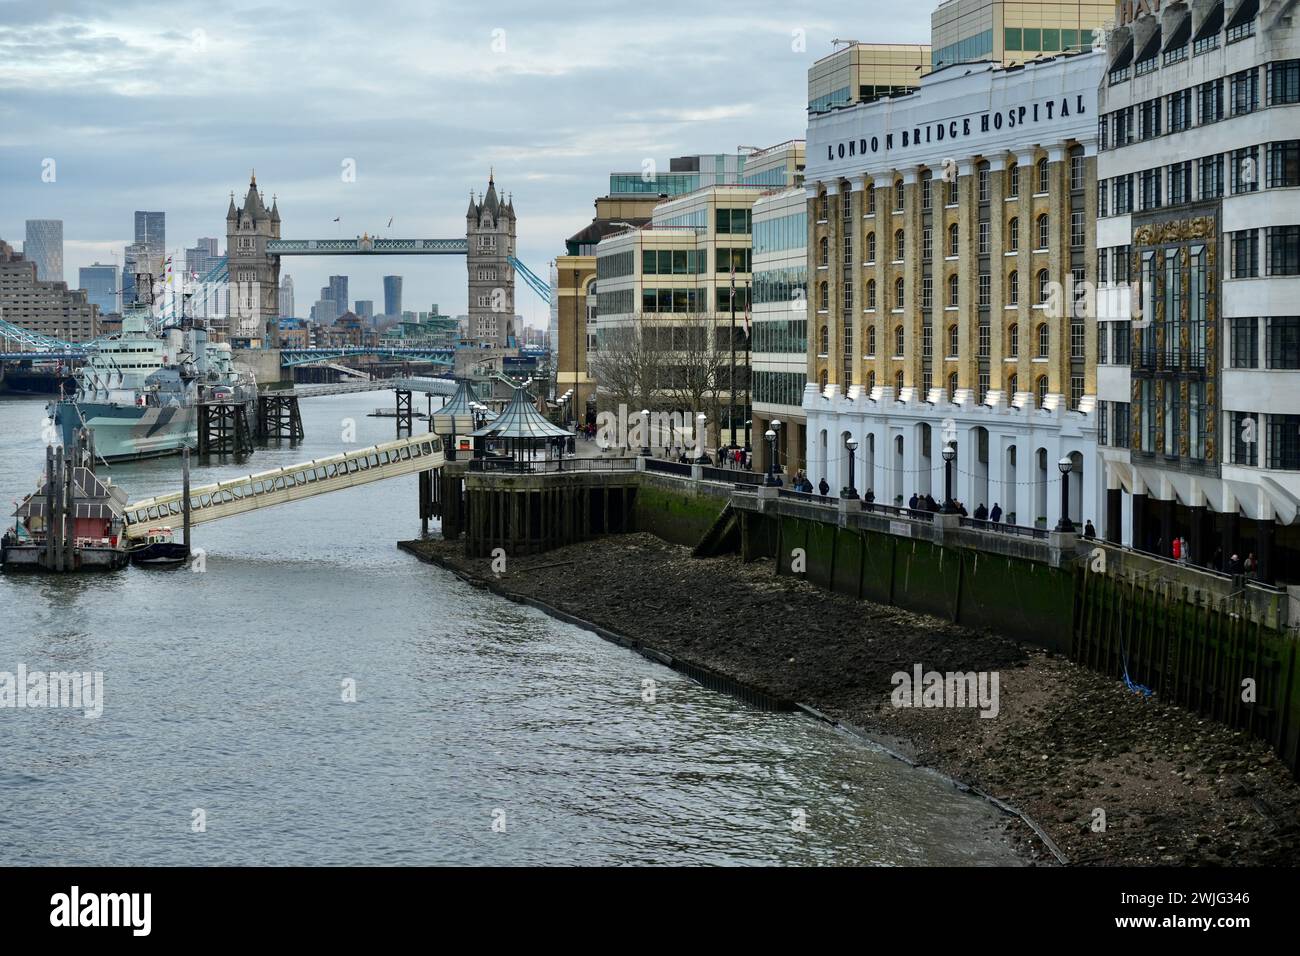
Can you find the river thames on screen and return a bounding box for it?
[0,391,1022,865]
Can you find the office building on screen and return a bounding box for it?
[78,263,118,315]
[931,0,1112,70]
[279,274,295,319]
[803,49,1104,524]
[1,239,98,342]
[1094,0,1300,583]
[23,219,63,282]
[383,275,403,317]
[808,43,932,116]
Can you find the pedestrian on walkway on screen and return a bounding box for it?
[974,503,988,521]
[989,502,1002,523]
[1083,519,1096,539]
[818,477,830,497]
[909,492,919,511]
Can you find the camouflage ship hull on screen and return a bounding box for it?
[52,400,197,462]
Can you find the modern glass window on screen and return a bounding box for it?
[1266,316,1300,368]
[1098,248,1109,284]
[1189,381,1207,460]
[1098,322,1109,364]
[1164,249,1183,368]
[1113,245,1132,285]
[1113,174,1134,214]
[1189,246,1208,368]
[714,207,752,235]
[1231,317,1259,368]
[1139,98,1162,138]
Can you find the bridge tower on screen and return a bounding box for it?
[465,171,516,348]
[226,171,282,347]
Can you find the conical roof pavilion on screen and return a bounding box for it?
[470,384,571,440]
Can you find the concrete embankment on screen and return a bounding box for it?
[401,532,1300,866]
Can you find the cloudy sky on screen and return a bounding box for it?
[0,1,930,328]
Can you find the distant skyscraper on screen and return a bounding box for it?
[78,263,118,315]
[354,300,373,322]
[328,275,349,320]
[279,274,295,318]
[24,219,63,282]
[134,211,165,250]
[383,275,402,317]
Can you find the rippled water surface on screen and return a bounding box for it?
[0,392,1021,865]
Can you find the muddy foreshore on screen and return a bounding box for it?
[401,532,1300,866]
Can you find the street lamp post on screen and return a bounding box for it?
[941,443,957,514]
[695,413,709,464]
[1055,456,1076,533]
[842,437,859,499]
[764,429,778,486]
[639,408,652,457]
[769,418,782,479]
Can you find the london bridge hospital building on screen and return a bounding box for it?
[803,49,1105,531]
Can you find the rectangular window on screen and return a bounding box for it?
[978,219,990,254]
[1098,248,1109,284]
[1098,179,1109,217]
[921,276,933,311]
[1231,229,1259,278]
[1070,375,1084,410]
[1140,98,1162,138]
[1231,68,1259,115]
[1267,225,1300,275]
[1198,79,1223,124]
[1189,246,1207,369]
[1268,141,1300,187]
[1113,245,1132,285]
[921,174,932,210]
[1168,161,1191,205]
[1071,210,1086,247]
[922,323,933,359]
[1071,154,1085,191]
[1098,322,1109,364]
[1140,167,1163,210]
[1189,381,1207,460]
[979,322,990,357]
[1114,400,1131,448]
[1164,249,1182,368]
[978,167,990,202]
[1169,88,1191,132]
[1140,380,1156,452]
[922,226,933,260]
[1232,146,1260,193]
[1071,320,1085,360]
[1268,414,1300,469]
[979,272,991,307]
[1199,155,1223,199]
[1114,320,1131,365]
[1231,411,1259,465]
[1268,60,1300,105]
[1113,174,1133,214]
[1266,316,1300,368]
[1099,400,1111,445]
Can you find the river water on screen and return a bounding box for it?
[0,391,1022,865]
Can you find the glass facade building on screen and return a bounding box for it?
[23,219,63,283]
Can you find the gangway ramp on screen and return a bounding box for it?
[122,434,443,539]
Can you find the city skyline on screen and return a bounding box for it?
[0,1,931,327]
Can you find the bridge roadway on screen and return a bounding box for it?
[267,376,459,399]
[122,433,444,539]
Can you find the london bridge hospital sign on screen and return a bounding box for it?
[822,94,1092,160]
[807,51,1106,182]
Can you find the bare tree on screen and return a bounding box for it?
[589,315,663,414]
